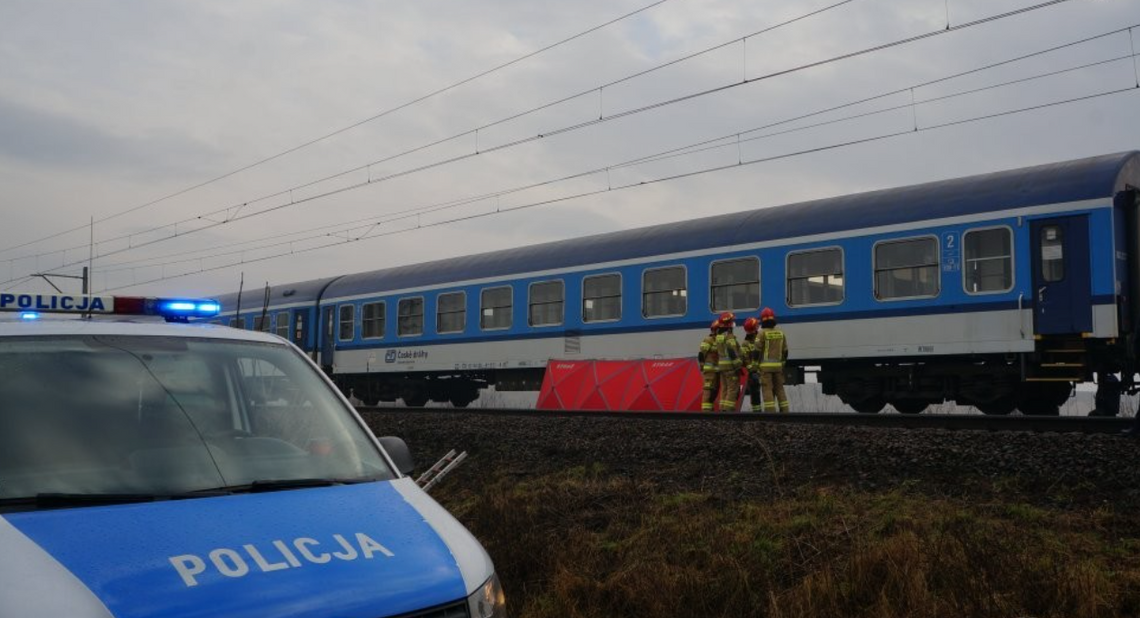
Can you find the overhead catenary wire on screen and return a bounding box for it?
[7,0,865,270]
[98,84,1140,292]
[42,24,1140,284]
[8,0,1080,279]
[0,0,678,257]
[89,46,1140,279]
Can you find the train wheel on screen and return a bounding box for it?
[892,400,927,415]
[976,397,1015,415]
[850,398,885,414]
[449,391,478,408]
[1018,399,1060,416]
[402,390,429,408]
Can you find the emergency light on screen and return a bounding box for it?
[0,293,220,322]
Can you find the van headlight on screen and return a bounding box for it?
[467,573,507,618]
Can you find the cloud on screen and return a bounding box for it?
[1,0,1138,298]
[0,95,220,178]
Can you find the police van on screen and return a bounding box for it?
[0,293,506,618]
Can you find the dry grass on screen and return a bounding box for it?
[437,465,1140,618]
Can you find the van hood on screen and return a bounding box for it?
[1,480,471,618]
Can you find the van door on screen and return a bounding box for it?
[320,306,335,369]
[1031,215,1092,334]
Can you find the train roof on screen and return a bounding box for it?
[222,150,1140,308]
[215,276,340,313]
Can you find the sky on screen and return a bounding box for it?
[1,0,1138,298]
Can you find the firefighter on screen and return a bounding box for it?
[740,317,763,412]
[758,307,790,412]
[715,311,744,411]
[698,319,721,411]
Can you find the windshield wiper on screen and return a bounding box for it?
[194,477,379,495]
[0,491,228,510]
[0,479,382,510]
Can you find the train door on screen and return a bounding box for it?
[320,306,335,368]
[1031,215,1092,335]
[293,310,309,350]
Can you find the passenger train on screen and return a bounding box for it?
[212,151,1140,415]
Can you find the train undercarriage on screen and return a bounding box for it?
[332,368,545,408]
[818,335,1130,416]
[332,336,1133,414]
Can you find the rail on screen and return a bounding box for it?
[357,406,1134,434]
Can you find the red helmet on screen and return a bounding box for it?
[709,319,720,333]
[718,311,736,326]
[743,317,759,333]
[760,307,776,321]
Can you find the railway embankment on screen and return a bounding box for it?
[363,409,1140,507]
[362,410,1140,618]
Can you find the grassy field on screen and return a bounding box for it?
[436,465,1140,618]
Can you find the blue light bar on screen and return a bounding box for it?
[154,298,222,319]
[0,293,220,320]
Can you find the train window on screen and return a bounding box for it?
[643,266,687,318]
[710,257,759,312]
[362,302,385,339]
[529,281,564,327]
[480,286,512,330]
[230,318,246,329]
[398,297,424,337]
[787,248,844,306]
[1040,225,1064,282]
[583,273,621,322]
[338,304,355,342]
[964,227,1013,293]
[253,316,271,333]
[437,292,466,334]
[874,237,939,300]
[275,312,290,338]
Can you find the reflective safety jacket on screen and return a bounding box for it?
[698,334,719,372]
[741,334,760,372]
[759,327,788,372]
[715,333,743,371]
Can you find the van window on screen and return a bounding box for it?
[338,305,355,342]
[583,274,621,322]
[964,227,1013,293]
[711,257,759,311]
[874,237,939,300]
[362,302,385,339]
[787,248,844,306]
[398,298,424,336]
[437,292,466,334]
[529,281,564,327]
[0,336,392,500]
[275,312,290,338]
[481,287,512,330]
[643,267,687,318]
[1040,225,1064,282]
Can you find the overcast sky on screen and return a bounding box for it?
[1,0,1138,298]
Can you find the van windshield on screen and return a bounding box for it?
[0,335,393,504]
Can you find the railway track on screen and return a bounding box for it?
[358,406,1134,434]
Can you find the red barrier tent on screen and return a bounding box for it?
[536,358,744,411]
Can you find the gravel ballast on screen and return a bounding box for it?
[361,410,1140,507]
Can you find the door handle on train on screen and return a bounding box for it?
[1037,286,1047,302]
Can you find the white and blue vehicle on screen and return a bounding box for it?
[0,294,505,618]
[214,151,1140,415]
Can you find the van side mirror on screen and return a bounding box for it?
[378,436,415,476]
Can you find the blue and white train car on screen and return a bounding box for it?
[215,151,1140,415]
